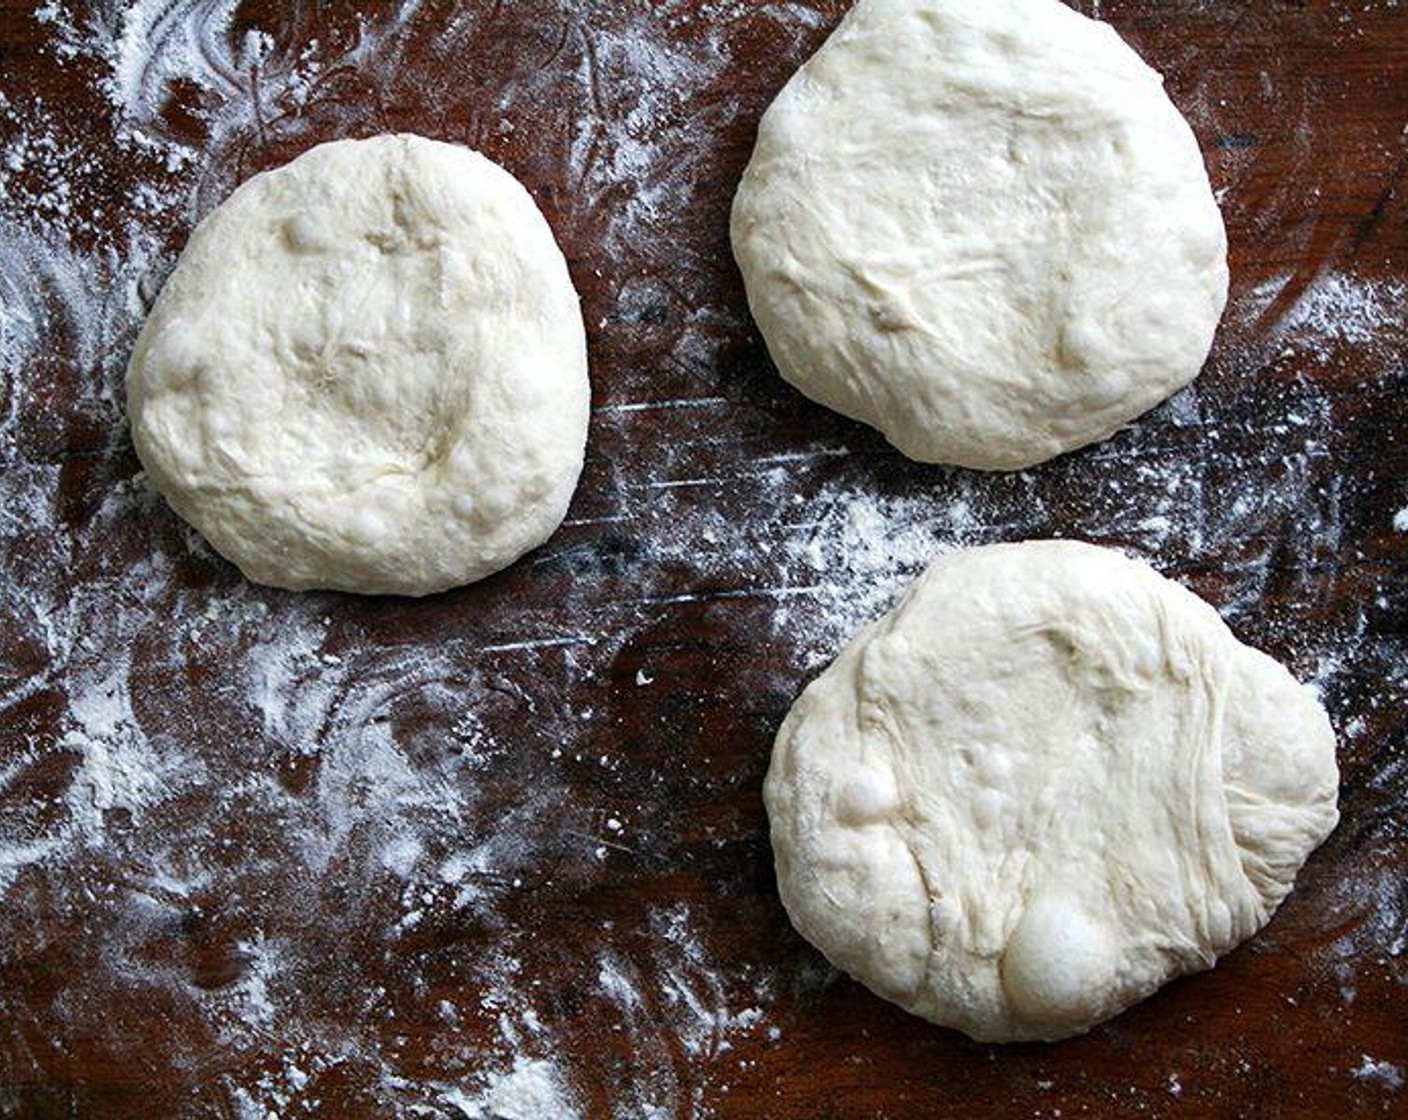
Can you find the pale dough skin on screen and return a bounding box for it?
[765,541,1340,1042]
[127,134,590,596]
[731,0,1229,471]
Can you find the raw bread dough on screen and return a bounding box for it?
[731,0,1229,470]
[765,541,1339,1042]
[127,134,590,596]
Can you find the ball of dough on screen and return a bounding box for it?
[127,134,590,596]
[731,0,1229,470]
[765,541,1339,1042]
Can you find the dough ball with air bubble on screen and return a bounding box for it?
[764,540,1339,1042]
[127,134,590,596]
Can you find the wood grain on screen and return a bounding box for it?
[0,2,1405,1117]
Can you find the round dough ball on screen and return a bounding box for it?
[127,134,590,596]
[731,0,1229,470]
[765,541,1339,1042]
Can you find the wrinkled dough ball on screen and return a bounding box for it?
[765,541,1339,1042]
[731,0,1229,470]
[127,134,590,596]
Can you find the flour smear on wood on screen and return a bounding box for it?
[2,2,1406,1116]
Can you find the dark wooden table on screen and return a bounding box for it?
[1,2,1405,1117]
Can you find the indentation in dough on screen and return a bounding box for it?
[730,0,1229,470]
[765,540,1339,1043]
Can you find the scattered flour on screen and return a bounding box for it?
[442,1057,581,1120]
[2,2,803,1113]
[0,2,1404,1116]
[1352,1056,1405,1092]
[1279,271,1408,353]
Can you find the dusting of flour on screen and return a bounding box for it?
[1352,1056,1406,1093]
[1,2,1405,1116]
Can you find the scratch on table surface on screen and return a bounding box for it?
[628,586,824,608]
[594,396,730,415]
[561,514,632,528]
[3,3,1405,1116]
[565,829,635,856]
[640,477,731,491]
[751,448,853,466]
[478,635,599,655]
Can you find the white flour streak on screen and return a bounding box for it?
[570,17,734,256]
[776,486,978,662]
[651,903,765,1062]
[441,1057,581,1120]
[108,0,244,125]
[1,2,1403,1116]
[1276,271,1408,362]
[590,903,781,1117]
[1352,1055,1405,1092]
[62,654,182,826]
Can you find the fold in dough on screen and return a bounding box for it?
[765,540,1339,1042]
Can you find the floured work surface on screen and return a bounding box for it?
[1,2,1405,1117]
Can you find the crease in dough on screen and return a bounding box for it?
[127,134,590,596]
[732,0,1229,470]
[765,540,1339,1042]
